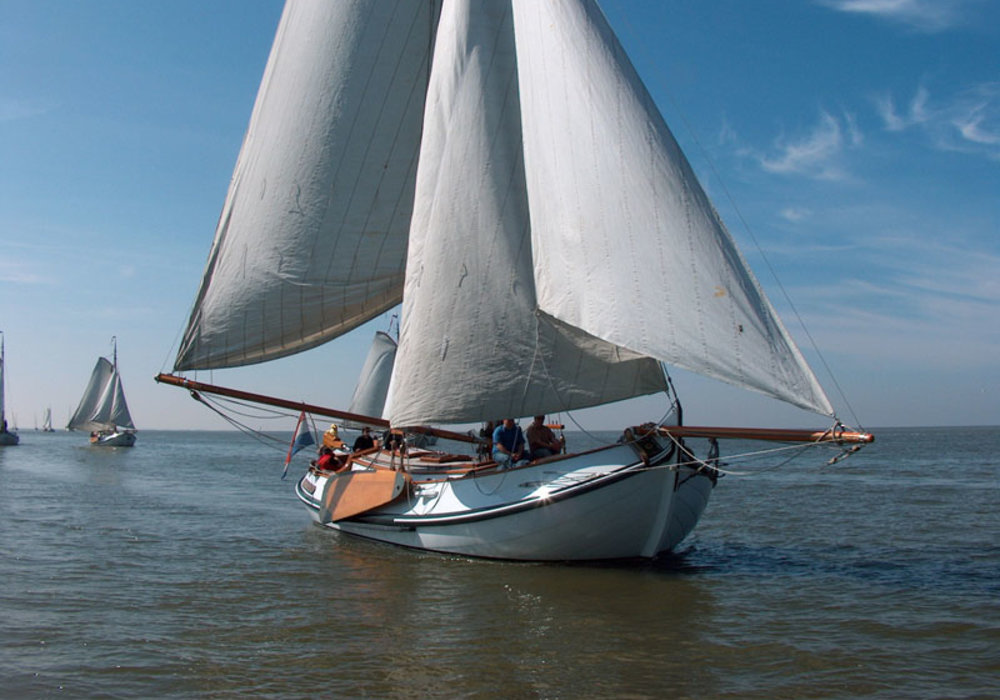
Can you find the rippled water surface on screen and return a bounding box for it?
[1,427,997,698]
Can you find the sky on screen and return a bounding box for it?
[1,0,997,432]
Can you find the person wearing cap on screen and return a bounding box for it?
[352,426,376,452]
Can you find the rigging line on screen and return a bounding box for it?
[531,314,679,447]
[187,391,288,451]
[604,1,862,430]
[655,428,851,476]
[199,393,298,421]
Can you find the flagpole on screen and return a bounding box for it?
[282,411,307,479]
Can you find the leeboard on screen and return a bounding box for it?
[319,469,408,524]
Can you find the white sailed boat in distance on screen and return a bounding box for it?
[69,337,137,447]
[157,0,872,561]
[0,332,19,446]
[42,407,55,433]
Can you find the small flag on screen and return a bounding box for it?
[292,425,315,455]
[282,411,313,479]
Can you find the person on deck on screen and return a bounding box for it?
[492,418,527,469]
[526,415,563,460]
[352,426,375,452]
[314,447,338,472]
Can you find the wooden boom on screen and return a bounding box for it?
[154,373,480,445]
[657,425,874,444]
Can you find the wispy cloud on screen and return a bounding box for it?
[0,260,48,285]
[779,207,813,222]
[789,237,1000,371]
[875,82,1000,160]
[875,85,930,131]
[0,98,51,122]
[819,0,979,32]
[758,110,861,181]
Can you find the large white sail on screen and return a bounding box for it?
[176,0,834,426]
[175,0,439,370]
[68,358,135,432]
[384,0,667,426]
[512,0,832,416]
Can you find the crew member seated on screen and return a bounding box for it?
[323,424,345,449]
[526,415,564,460]
[313,447,338,472]
[352,426,376,452]
[492,418,528,469]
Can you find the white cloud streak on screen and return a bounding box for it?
[0,98,51,122]
[0,260,48,285]
[758,111,860,181]
[875,82,1000,160]
[820,0,978,32]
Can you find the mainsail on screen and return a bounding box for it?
[68,358,135,432]
[175,1,440,370]
[174,0,833,428]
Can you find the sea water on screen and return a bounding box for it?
[1,427,997,698]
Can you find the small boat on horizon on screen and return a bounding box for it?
[0,331,19,447]
[41,407,55,433]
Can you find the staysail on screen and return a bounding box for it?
[384,0,668,426]
[174,0,833,428]
[68,358,135,432]
[347,331,398,421]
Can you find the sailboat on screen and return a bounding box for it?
[157,0,871,561]
[0,332,19,446]
[69,337,137,447]
[42,407,55,433]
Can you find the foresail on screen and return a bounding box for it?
[175,0,438,371]
[68,358,133,431]
[384,0,667,427]
[512,0,833,416]
[105,372,135,430]
[347,331,397,422]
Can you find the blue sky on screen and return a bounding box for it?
[1,0,997,431]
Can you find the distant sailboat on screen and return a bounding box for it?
[42,407,55,433]
[0,332,19,446]
[158,0,871,561]
[69,337,137,447]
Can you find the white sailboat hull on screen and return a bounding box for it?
[90,430,136,447]
[296,442,714,561]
